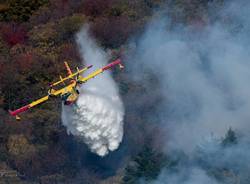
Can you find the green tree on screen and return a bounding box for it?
[57,14,85,41]
[7,134,36,158]
[28,22,58,48]
[123,145,165,184]
[0,37,8,56]
[222,128,237,147]
[0,0,49,22]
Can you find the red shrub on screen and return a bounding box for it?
[1,23,27,47]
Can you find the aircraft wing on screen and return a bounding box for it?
[78,59,123,83]
[8,59,123,119]
[8,81,78,119]
[9,95,49,119]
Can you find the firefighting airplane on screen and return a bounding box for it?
[9,59,124,120]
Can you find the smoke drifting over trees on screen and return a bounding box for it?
[124,0,250,183]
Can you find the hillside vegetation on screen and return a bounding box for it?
[1,0,243,184]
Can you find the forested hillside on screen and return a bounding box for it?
[2,0,249,184]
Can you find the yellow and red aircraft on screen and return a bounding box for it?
[9,59,124,120]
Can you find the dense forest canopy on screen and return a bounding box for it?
[1,0,250,184]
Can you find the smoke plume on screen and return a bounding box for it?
[127,0,250,183]
[62,27,124,157]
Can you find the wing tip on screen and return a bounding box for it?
[8,110,14,116]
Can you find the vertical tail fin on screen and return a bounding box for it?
[64,61,73,76]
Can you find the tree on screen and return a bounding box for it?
[28,22,58,49]
[57,14,85,41]
[122,145,166,184]
[0,0,49,22]
[91,16,135,48]
[1,23,27,47]
[29,5,51,25]
[82,0,113,18]
[7,134,36,158]
[0,36,8,56]
[222,128,237,147]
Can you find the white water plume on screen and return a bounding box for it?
[61,26,124,156]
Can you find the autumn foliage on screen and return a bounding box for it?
[1,23,27,46]
[0,0,221,183]
[82,0,113,17]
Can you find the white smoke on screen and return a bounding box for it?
[62,26,124,157]
[129,1,250,154]
[151,167,220,184]
[127,0,250,183]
